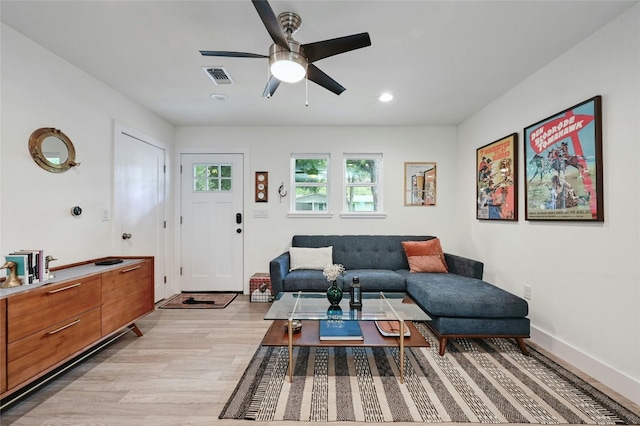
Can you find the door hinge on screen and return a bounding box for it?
[164,220,167,229]
[180,165,183,173]
[163,165,166,173]
[164,276,167,284]
[180,267,183,276]
[180,216,183,225]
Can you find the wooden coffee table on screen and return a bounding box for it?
[262,291,431,383]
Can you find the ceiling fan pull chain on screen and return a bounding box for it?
[305,77,309,107]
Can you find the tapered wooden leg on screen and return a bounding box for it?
[439,337,448,356]
[288,319,294,382]
[399,319,405,383]
[515,337,530,355]
[128,324,143,337]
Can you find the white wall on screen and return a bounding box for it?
[0,24,175,267]
[174,125,459,283]
[457,5,640,404]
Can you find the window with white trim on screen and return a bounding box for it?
[290,154,330,214]
[343,154,384,216]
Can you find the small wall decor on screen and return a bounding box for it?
[476,133,518,221]
[29,127,80,173]
[404,162,436,206]
[255,171,268,202]
[524,96,603,221]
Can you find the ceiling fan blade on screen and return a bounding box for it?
[200,50,267,58]
[306,64,346,95]
[262,76,282,98]
[302,32,371,63]
[252,0,290,50]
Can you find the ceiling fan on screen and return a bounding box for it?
[200,0,371,98]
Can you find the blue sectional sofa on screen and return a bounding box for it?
[269,235,530,355]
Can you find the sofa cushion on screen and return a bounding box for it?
[292,235,436,271]
[406,273,528,318]
[289,246,333,271]
[401,239,448,272]
[283,270,336,292]
[343,270,406,292]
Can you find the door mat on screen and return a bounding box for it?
[158,292,237,309]
[220,322,640,423]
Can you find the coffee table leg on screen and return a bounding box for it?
[399,319,405,383]
[288,318,293,382]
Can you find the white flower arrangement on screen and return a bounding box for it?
[323,264,345,282]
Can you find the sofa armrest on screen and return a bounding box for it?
[269,252,290,295]
[444,253,484,279]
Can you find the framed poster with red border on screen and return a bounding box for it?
[476,133,518,221]
[524,96,603,221]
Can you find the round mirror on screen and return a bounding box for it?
[29,128,79,173]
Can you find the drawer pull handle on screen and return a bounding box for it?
[47,319,81,335]
[47,282,81,294]
[121,266,141,273]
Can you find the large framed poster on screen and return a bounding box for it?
[476,133,518,221]
[524,96,603,221]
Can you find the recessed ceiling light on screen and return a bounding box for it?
[378,92,393,102]
[210,93,228,101]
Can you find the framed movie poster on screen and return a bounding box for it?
[524,96,603,221]
[404,162,436,206]
[476,133,518,220]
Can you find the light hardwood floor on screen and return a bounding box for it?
[1,295,638,425]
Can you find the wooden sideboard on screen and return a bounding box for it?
[0,256,154,404]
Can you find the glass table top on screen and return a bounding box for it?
[264,291,431,322]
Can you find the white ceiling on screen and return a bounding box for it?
[1,1,636,127]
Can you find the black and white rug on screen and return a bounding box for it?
[220,323,640,423]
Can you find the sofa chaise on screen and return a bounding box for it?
[269,235,530,356]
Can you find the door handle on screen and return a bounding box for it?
[122,233,132,240]
[236,213,242,224]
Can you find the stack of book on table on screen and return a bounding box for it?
[3,249,45,284]
[319,320,363,341]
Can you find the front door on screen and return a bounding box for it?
[180,153,244,292]
[115,128,166,302]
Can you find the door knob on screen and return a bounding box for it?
[122,233,132,240]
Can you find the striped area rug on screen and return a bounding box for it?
[220,323,640,423]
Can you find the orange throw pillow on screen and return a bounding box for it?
[402,239,448,273]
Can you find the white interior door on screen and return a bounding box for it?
[180,153,244,292]
[115,130,166,302]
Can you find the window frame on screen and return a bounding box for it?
[341,153,386,218]
[192,162,233,193]
[289,153,332,218]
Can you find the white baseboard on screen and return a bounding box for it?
[531,326,640,406]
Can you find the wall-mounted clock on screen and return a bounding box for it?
[255,171,268,202]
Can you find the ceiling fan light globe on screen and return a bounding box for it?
[271,60,306,83]
[269,43,307,83]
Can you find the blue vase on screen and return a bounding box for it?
[326,281,343,306]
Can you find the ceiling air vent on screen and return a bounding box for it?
[203,67,234,85]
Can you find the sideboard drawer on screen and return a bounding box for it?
[101,261,152,306]
[101,259,153,336]
[7,275,102,343]
[7,307,101,390]
[0,298,6,394]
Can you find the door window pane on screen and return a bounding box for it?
[193,163,232,192]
